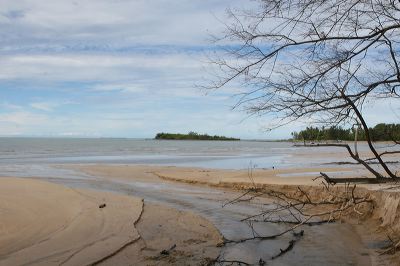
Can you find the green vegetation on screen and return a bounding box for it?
[155,131,240,141]
[291,123,400,142]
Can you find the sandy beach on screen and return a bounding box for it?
[73,163,370,187]
[0,177,221,265]
[72,164,400,265]
[1,162,399,265]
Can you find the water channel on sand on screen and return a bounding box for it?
[37,166,371,265]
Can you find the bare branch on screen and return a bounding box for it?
[205,0,400,179]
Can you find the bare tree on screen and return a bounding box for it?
[206,0,400,179]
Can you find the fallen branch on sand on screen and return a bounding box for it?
[213,258,251,266]
[270,230,304,260]
[253,218,335,226]
[325,161,400,166]
[271,239,295,260]
[220,175,374,262]
[381,240,400,255]
[160,244,177,256]
[380,233,400,255]
[315,172,386,184]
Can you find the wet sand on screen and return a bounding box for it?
[69,164,388,265]
[0,177,221,265]
[73,163,367,186]
[1,163,399,265]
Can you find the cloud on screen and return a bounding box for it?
[0,0,396,139]
[2,9,25,20]
[91,83,146,93]
[0,53,202,82]
[30,102,57,111]
[1,102,23,110]
[0,111,49,126]
[0,0,247,48]
[0,0,268,138]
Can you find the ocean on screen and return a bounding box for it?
[0,137,384,178]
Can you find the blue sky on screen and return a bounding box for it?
[0,0,398,139]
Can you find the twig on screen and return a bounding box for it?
[271,240,296,260]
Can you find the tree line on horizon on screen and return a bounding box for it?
[155,131,240,141]
[291,123,400,142]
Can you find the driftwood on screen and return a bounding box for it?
[224,186,371,244]
[315,172,387,184]
[325,161,400,165]
[255,218,335,226]
[380,240,400,255]
[271,230,304,260]
[380,233,400,255]
[271,240,296,260]
[213,255,251,266]
[160,244,176,256]
[215,160,380,266]
[215,260,251,266]
[219,174,374,264]
[295,142,400,180]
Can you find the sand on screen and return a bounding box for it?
[73,164,357,186]
[73,164,400,264]
[3,163,399,265]
[0,177,222,265]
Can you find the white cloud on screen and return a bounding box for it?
[0,0,396,139]
[0,0,246,47]
[0,53,202,82]
[30,102,56,112]
[91,83,145,93]
[1,102,23,110]
[0,0,269,138]
[0,111,49,126]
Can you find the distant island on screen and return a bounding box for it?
[155,131,240,141]
[291,123,400,142]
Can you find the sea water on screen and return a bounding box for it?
[0,137,390,178]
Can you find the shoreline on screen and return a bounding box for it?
[2,163,399,265]
[73,164,400,265]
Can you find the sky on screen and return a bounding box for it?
[0,0,398,139]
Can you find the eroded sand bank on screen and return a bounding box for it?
[0,177,221,265]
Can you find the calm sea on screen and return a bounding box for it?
[0,137,375,178]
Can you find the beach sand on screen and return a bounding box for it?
[73,164,359,186]
[2,163,399,265]
[0,177,222,265]
[73,164,400,265]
